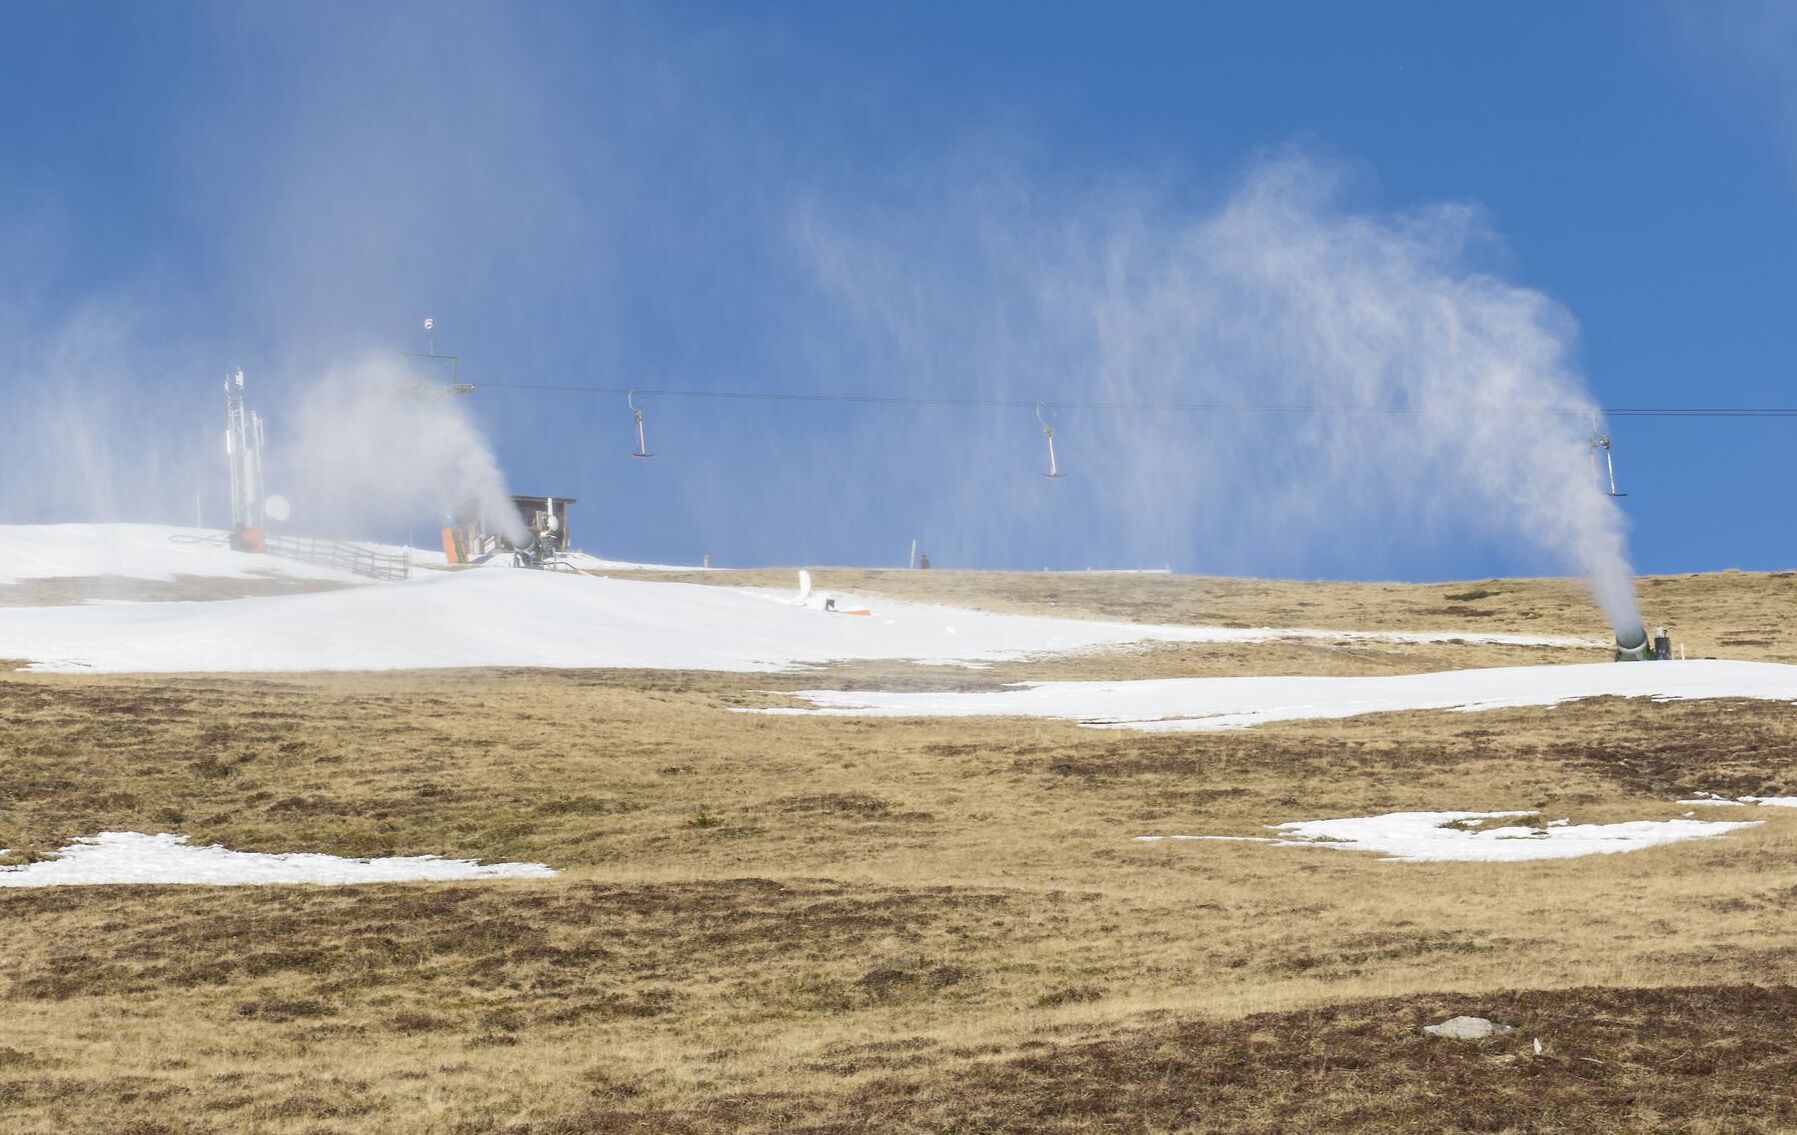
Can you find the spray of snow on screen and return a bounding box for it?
[798,151,1642,637]
[0,831,554,887]
[276,357,527,545]
[0,298,219,526]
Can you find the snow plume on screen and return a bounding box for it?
[275,357,527,545]
[0,294,217,526]
[796,151,1641,637]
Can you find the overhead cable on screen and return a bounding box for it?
[466,380,1797,419]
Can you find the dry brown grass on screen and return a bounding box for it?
[2,566,1796,1132]
[611,564,1797,664]
[3,682,1797,1127]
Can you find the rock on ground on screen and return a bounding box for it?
[1423,1015,1517,1040]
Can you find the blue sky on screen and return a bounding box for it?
[2,1,1793,577]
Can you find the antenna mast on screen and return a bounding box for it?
[224,370,267,550]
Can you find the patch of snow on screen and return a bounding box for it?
[1134,810,1761,862]
[1681,795,1797,809]
[772,660,1797,731]
[0,832,554,887]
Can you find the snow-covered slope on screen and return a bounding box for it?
[0,522,696,598]
[0,524,369,586]
[773,659,1797,730]
[0,566,1590,675]
[0,567,1252,672]
[0,522,1608,674]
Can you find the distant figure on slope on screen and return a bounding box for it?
[919,553,930,570]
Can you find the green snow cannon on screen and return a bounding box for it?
[1615,626,1652,662]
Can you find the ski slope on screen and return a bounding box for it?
[0,566,1326,673]
[772,659,1797,731]
[0,540,1599,674]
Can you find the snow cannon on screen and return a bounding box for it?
[1615,625,1651,662]
[511,531,545,569]
[508,529,572,571]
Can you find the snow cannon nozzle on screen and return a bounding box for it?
[1615,625,1651,663]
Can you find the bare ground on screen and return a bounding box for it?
[609,565,1797,665]
[1,567,1796,1132]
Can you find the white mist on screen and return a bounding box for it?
[274,357,528,547]
[798,151,1643,637]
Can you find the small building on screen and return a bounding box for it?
[442,494,578,565]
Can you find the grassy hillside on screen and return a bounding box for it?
[1,569,1794,1132]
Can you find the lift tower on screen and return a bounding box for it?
[224,369,267,551]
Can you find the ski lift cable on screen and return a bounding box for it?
[466,380,1797,419]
